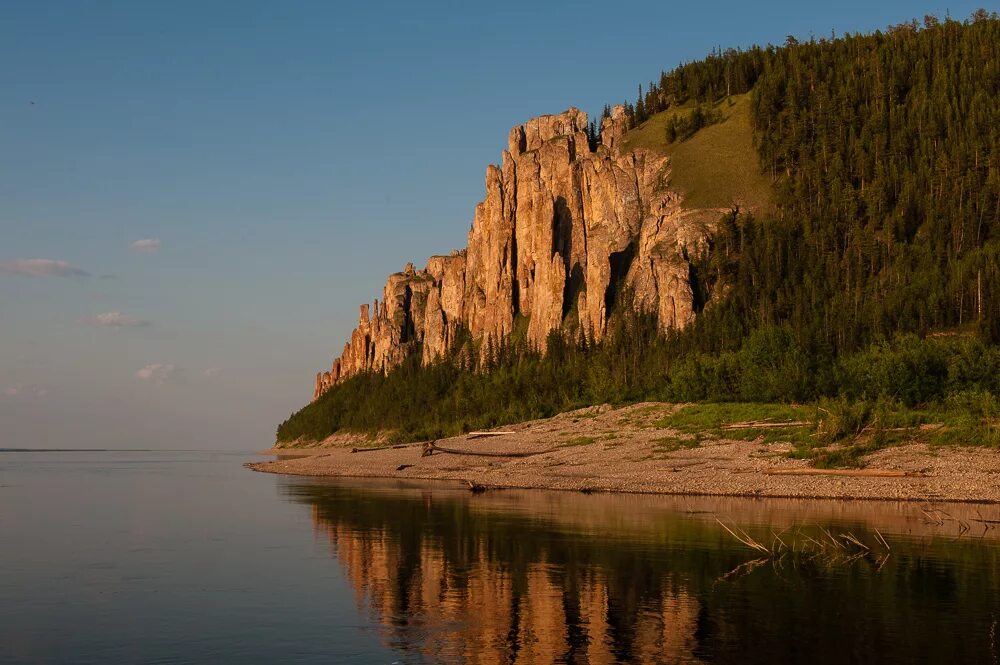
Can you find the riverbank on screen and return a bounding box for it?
[249,402,1000,503]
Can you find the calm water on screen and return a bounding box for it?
[2,451,1000,664]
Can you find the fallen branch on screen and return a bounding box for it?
[422,441,557,458]
[717,557,769,583]
[765,468,929,478]
[467,431,517,439]
[921,508,945,525]
[840,532,870,551]
[716,519,770,553]
[821,526,846,550]
[721,421,811,430]
[350,443,422,453]
[666,460,710,472]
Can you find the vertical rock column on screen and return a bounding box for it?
[312,104,715,401]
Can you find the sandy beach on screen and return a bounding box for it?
[248,402,1000,503]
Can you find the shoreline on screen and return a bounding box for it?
[248,403,1000,504]
[247,464,1000,505]
[247,463,1000,505]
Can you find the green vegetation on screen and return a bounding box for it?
[786,394,1000,468]
[651,435,700,454]
[560,436,597,448]
[653,402,810,432]
[664,103,722,143]
[279,318,1000,457]
[278,13,1000,469]
[621,95,774,211]
[618,99,698,152]
[654,402,811,449]
[649,394,1000,468]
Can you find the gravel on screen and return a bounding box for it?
[249,403,1000,504]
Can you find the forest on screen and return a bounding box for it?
[278,12,1000,445]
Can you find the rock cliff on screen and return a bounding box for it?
[314,106,721,401]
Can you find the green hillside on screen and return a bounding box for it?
[621,94,774,212]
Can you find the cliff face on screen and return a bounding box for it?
[314,106,720,401]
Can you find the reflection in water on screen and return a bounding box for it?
[281,479,1000,664]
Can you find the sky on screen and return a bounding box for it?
[0,0,989,450]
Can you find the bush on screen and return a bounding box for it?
[836,334,950,405]
[737,326,811,402]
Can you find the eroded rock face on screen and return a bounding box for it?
[312,105,719,401]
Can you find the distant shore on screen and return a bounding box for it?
[248,403,1000,503]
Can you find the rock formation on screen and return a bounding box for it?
[313,106,721,401]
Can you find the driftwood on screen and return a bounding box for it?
[350,442,423,453]
[765,468,929,478]
[467,431,517,439]
[721,421,811,430]
[422,441,556,458]
[665,460,710,472]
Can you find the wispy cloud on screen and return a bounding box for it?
[0,258,89,278]
[85,311,151,328]
[130,239,161,253]
[135,363,175,383]
[202,367,222,378]
[3,384,48,398]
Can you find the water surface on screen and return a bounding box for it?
[2,450,999,664]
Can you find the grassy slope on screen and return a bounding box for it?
[620,94,774,213]
[654,401,1000,468]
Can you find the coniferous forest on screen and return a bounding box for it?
[278,12,1000,444]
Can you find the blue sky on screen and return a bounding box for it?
[0,0,988,449]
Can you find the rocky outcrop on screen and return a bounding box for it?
[313,106,721,401]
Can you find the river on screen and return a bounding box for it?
[2,450,998,663]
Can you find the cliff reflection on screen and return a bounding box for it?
[290,483,700,664]
[281,480,1000,665]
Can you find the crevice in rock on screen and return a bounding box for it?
[400,286,414,343]
[552,196,572,259]
[511,235,520,316]
[605,240,637,316]
[650,259,661,325]
[563,263,585,321]
[686,248,709,315]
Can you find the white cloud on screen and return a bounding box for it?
[202,367,222,377]
[86,311,150,327]
[0,258,89,277]
[3,384,48,398]
[130,239,161,253]
[135,363,175,383]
